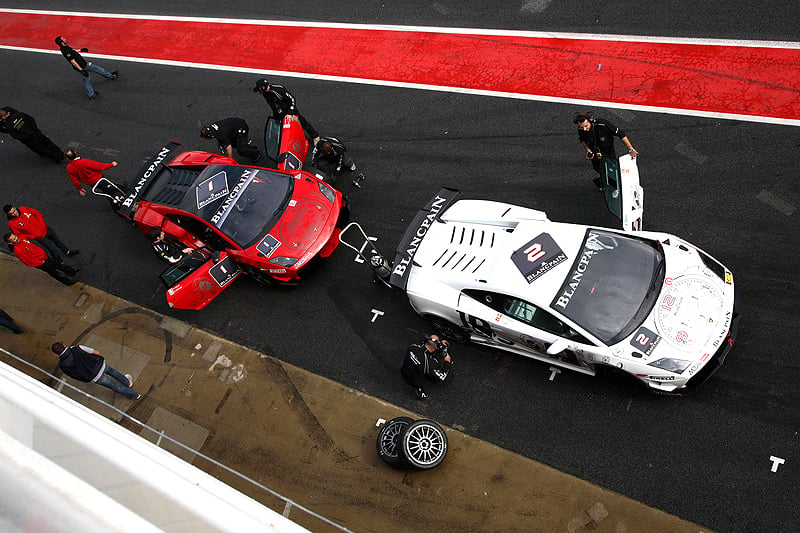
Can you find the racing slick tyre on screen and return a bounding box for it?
[429,317,470,343]
[238,263,274,287]
[376,416,414,468]
[398,419,448,470]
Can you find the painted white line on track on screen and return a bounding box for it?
[2,8,799,48]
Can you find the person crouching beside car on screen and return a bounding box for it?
[401,334,453,400]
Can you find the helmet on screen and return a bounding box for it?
[253,78,270,93]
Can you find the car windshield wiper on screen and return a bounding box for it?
[272,190,292,217]
[650,257,666,292]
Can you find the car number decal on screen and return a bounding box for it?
[630,326,661,355]
[257,235,281,258]
[511,232,567,284]
[196,171,230,209]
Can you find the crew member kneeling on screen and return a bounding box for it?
[401,334,453,400]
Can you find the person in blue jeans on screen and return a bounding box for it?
[0,308,23,334]
[51,342,141,399]
[55,36,118,99]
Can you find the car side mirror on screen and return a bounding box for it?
[211,250,221,264]
[546,338,570,356]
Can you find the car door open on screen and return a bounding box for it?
[601,154,644,231]
[263,116,309,171]
[159,248,241,310]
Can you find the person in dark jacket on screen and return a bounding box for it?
[401,334,453,400]
[51,342,141,399]
[310,136,357,180]
[0,106,65,163]
[55,36,118,99]
[252,78,320,144]
[200,117,261,162]
[573,111,638,186]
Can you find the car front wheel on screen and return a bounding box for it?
[238,263,274,286]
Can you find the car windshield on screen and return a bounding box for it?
[194,166,294,248]
[550,229,664,345]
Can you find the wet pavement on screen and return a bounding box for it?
[0,253,710,532]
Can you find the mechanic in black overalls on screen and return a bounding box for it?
[401,334,453,400]
[574,111,638,187]
[200,117,261,163]
[252,78,320,144]
[310,136,357,180]
[0,106,65,163]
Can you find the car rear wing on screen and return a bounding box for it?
[117,141,184,219]
[389,187,461,290]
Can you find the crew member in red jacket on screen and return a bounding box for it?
[3,233,80,285]
[4,204,78,261]
[65,149,118,196]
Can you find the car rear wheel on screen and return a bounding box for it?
[429,317,470,343]
[376,416,414,468]
[399,419,448,470]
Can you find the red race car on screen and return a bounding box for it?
[116,117,347,310]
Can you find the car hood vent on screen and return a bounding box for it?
[425,223,498,274]
[147,168,199,206]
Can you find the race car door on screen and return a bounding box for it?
[601,154,644,231]
[459,289,596,375]
[159,248,241,310]
[263,116,309,171]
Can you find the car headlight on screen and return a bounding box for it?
[647,358,692,374]
[317,181,336,202]
[269,256,299,268]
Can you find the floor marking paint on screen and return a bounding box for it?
[673,143,710,164]
[756,190,796,216]
[353,236,378,264]
[769,455,785,472]
[548,367,561,381]
[1,9,799,125]
[370,309,385,323]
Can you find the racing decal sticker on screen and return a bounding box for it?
[208,256,240,287]
[196,171,230,209]
[210,170,255,226]
[389,187,460,289]
[511,232,567,284]
[552,230,609,309]
[257,235,281,258]
[630,326,660,355]
[120,143,181,211]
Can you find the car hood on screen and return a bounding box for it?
[622,236,735,372]
[267,177,338,257]
[653,273,731,353]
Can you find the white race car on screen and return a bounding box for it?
[389,187,739,393]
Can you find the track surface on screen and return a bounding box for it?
[1,2,798,532]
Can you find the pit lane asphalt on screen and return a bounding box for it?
[1,3,799,532]
[0,253,712,532]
